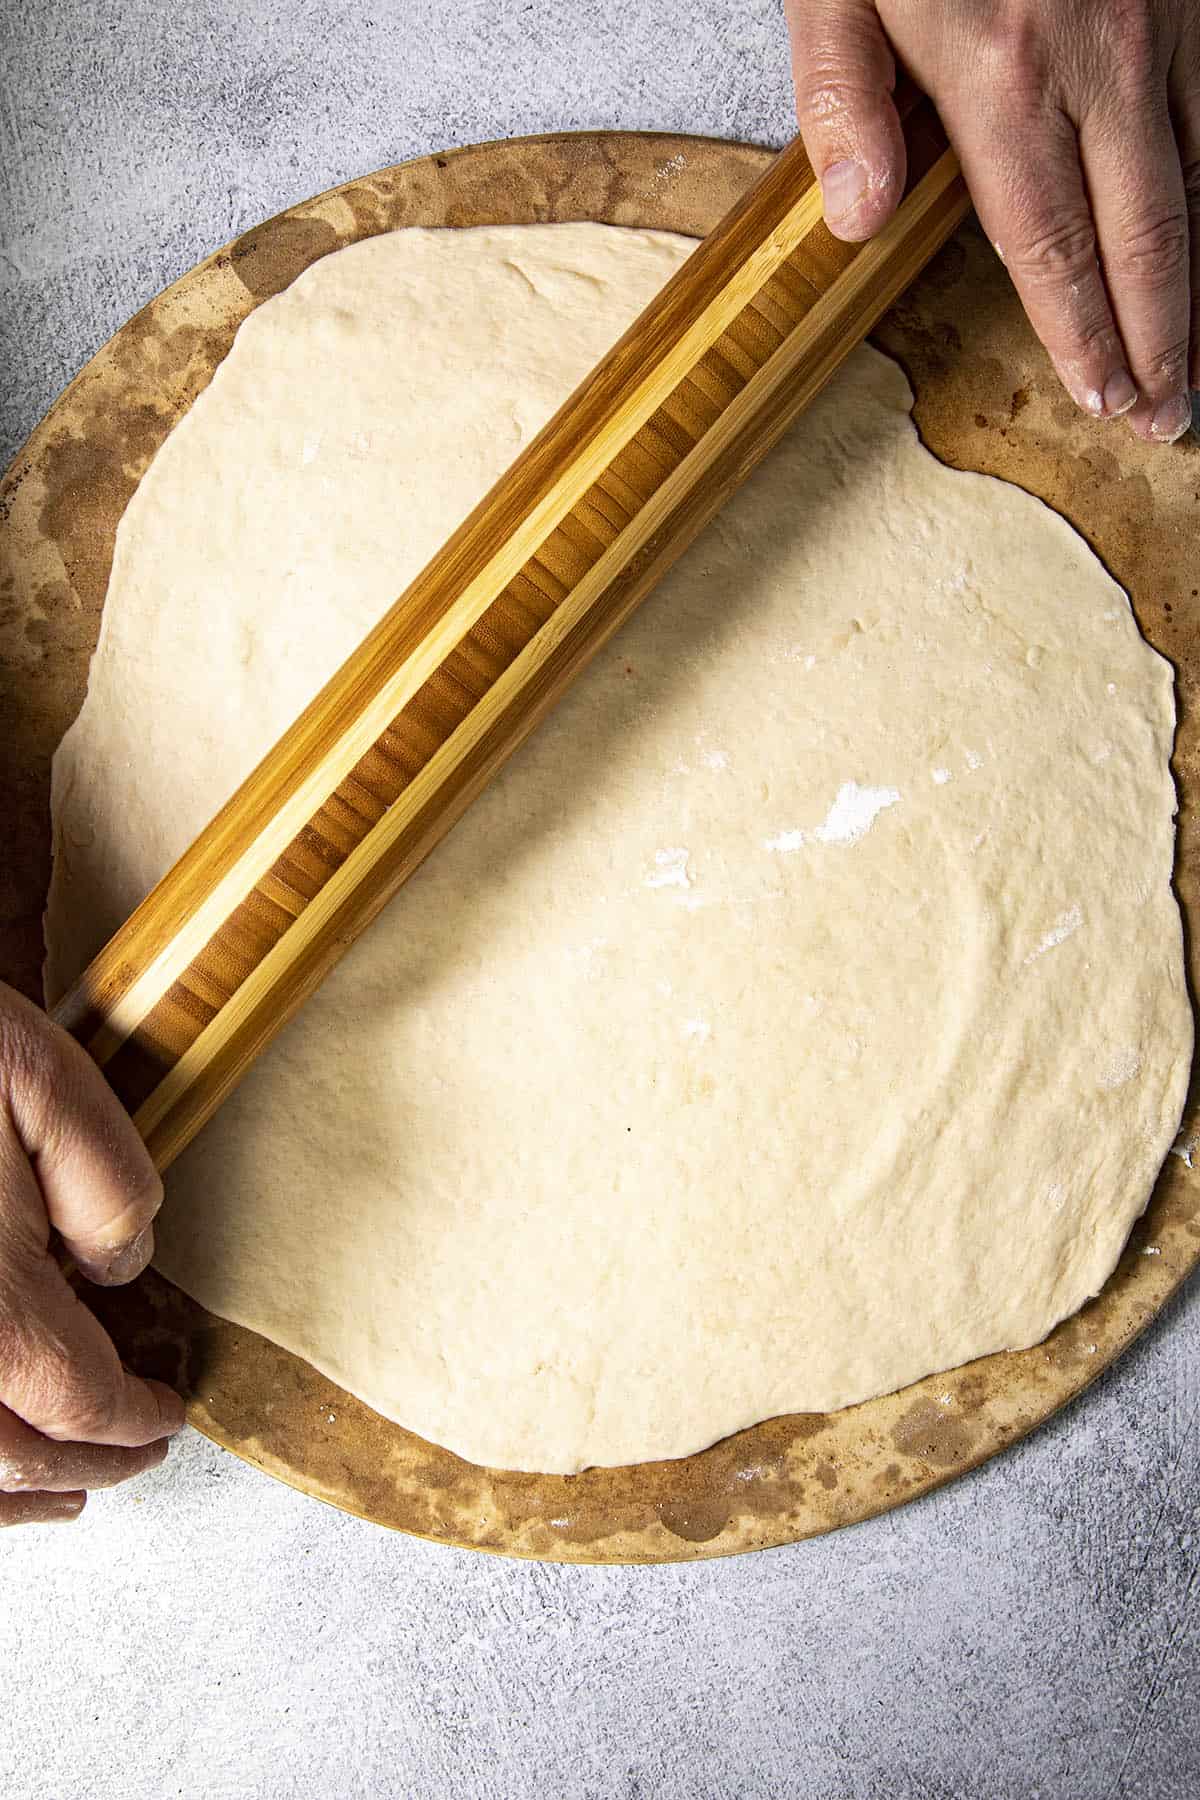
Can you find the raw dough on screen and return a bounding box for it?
[46,224,1192,1474]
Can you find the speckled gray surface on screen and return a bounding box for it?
[2,3,1198,1796]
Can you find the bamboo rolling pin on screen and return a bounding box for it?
[54,92,968,1170]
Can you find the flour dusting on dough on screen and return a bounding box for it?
[765,782,901,855]
[645,847,691,889]
[1025,905,1083,963]
[813,782,901,846]
[1100,1047,1142,1090]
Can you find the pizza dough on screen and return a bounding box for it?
[45,224,1192,1474]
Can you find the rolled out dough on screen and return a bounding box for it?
[46,224,1191,1473]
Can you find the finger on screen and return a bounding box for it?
[0,1397,170,1492]
[940,94,1137,421]
[1081,79,1192,444]
[0,985,162,1282]
[785,0,906,241]
[0,1490,86,1528]
[1169,36,1200,390]
[0,1150,185,1445]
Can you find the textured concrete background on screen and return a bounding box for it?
[2,3,1198,1796]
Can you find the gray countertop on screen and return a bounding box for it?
[2,4,1197,1796]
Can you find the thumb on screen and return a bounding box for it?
[1,983,163,1285]
[785,0,906,241]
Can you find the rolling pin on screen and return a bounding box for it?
[54,89,968,1170]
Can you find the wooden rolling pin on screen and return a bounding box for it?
[54,92,968,1170]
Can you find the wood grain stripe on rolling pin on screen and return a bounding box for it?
[56,99,965,1165]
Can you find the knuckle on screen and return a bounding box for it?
[795,30,894,127]
[38,1365,119,1442]
[0,1319,21,1389]
[1139,335,1190,387]
[974,5,1051,86]
[1009,215,1098,284]
[0,1006,41,1097]
[0,1006,70,1144]
[1108,210,1189,288]
[1104,0,1157,73]
[1001,21,1047,83]
[1070,314,1121,357]
[798,73,868,127]
[0,1284,34,1384]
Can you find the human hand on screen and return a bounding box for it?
[0,981,184,1525]
[784,0,1199,443]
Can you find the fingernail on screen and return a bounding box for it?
[155,1385,188,1435]
[78,1225,155,1286]
[820,159,868,223]
[1101,370,1137,417]
[47,1493,86,1523]
[106,1227,154,1282]
[1148,393,1192,444]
